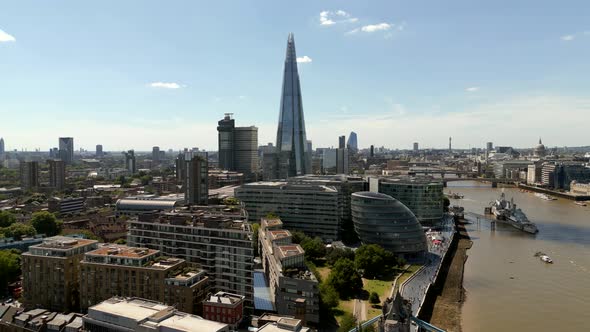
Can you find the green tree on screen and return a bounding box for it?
[354,244,396,278]
[0,211,16,228]
[369,292,380,305]
[0,249,21,291]
[290,231,307,244]
[114,238,127,245]
[443,197,451,212]
[301,236,326,262]
[326,247,355,266]
[31,211,62,236]
[265,212,279,219]
[252,223,260,255]
[319,282,339,310]
[1,223,36,240]
[338,312,357,332]
[327,258,362,299]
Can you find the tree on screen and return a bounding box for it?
[0,249,21,291]
[31,211,62,236]
[369,292,380,305]
[1,223,36,240]
[327,258,362,299]
[354,244,396,279]
[326,247,355,266]
[291,231,307,244]
[265,212,279,219]
[319,282,339,310]
[114,238,127,245]
[338,313,357,332]
[0,211,16,228]
[301,237,326,262]
[443,197,451,212]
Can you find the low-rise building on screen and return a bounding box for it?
[259,218,319,324]
[82,297,229,332]
[48,197,85,215]
[79,244,209,314]
[570,181,590,196]
[203,291,245,329]
[21,236,99,312]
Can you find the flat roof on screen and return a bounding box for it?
[269,230,291,240]
[159,313,227,332]
[86,245,158,259]
[33,236,97,250]
[88,298,170,322]
[205,292,245,305]
[277,245,304,258]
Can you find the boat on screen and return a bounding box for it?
[534,193,557,201]
[445,192,464,199]
[574,201,587,207]
[490,193,539,234]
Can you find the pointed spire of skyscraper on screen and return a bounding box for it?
[273,33,310,178]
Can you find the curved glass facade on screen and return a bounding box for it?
[351,192,427,254]
[377,177,443,227]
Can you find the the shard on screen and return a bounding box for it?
[274,33,310,178]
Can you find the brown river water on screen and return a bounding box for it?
[446,181,590,332]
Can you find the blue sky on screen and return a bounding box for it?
[1,0,589,151]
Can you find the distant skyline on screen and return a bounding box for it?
[1,1,589,151]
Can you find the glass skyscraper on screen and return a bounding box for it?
[274,33,310,178]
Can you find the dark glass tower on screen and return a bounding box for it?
[275,33,310,178]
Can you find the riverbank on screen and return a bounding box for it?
[420,220,472,332]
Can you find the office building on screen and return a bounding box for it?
[413,142,419,152]
[127,209,254,308]
[270,33,311,179]
[570,181,590,196]
[542,162,590,190]
[123,150,136,174]
[49,147,59,159]
[0,137,4,155]
[235,181,341,240]
[321,148,337,174]
[493,160,533,179]
[372,176,444,227]
[59,137,74,165]
[184,152,209,205]
[338,136,345,149]
[527,163,542,185]
[176,152,186,183]
[259,218,320,324]
[234,126,258,179]
[217,113,236,171]
[22,236,99,312]
[83,297,229,332]
[448,137,452,152]
[48,197,85,215]
[19,161,39,190]
[152,146,160,163]
[351,192,427,257]
[48,159,66,191]
[336,147,349,175]
[202,292,245,330]
[346,132,358,152]
[370,145,375,157]
[95,144,103,157]
[79,244,209,314]
[486,142,493,152]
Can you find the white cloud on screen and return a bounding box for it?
[348,22,400,35]
[466,87,480,92]
[561,35,575,41]
[319,10,358,26]
[0,29,16,42]
[296,55,312,63]
[361,23,392,32]
[149,82,183,89]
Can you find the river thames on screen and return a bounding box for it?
[446,181,590,332]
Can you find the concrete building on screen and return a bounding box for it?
[19,161,39,190]
[82,297,229,332]
[175,152,186,183]
[413,142,419,152]
[259,218,319,324]
[218,113,235,171]
[127,209,254,308]
[48,197,85,215]
[234,126,258,180]
[48,159,66,191]
[486,142,493,152]
[79,244,209,314]
[95,144,103,157]
[202,291,245,330]
[22,236,99,312]
[115,196,182,216]
[493,160,533,179]
[152,146,160,163]
[542,162,590,190]
[372,176,444,227]
[336,147,349,175]
[257,317,310,332]
[0,137,4,155]
[570,181,590,195]
[59,137,74,165]
[235,181,341,240]
[351,192,427,257]
[184,152,208,205]
[123,150,136,174]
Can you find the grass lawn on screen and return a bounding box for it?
[317,266,332,281]
[334,299,355,323]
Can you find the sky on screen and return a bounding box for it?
[1,0,589,152]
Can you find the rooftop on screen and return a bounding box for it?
[353,191,395,200]
[277,245,304,259]
[86,245,158,259]
[33,236,97,250]
[205,291,245,306]
[269,230,291,241]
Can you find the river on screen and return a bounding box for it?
[446,181,590,332]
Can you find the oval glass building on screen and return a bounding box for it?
[351,192,427,255]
